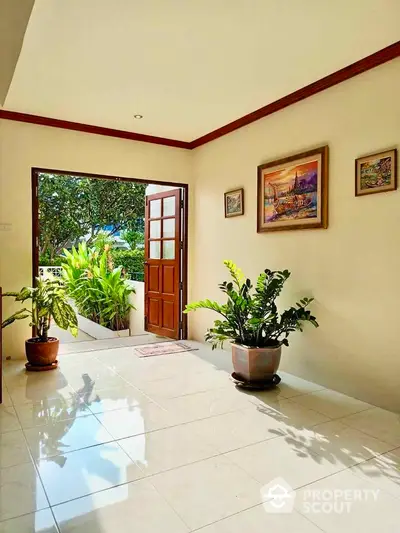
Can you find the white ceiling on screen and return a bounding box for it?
[4,0,400,141]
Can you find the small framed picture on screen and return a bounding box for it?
[224,188,244,218]
[355,149,397,197]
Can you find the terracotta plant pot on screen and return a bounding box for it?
[25,337,59,367]
[232,343,282,382]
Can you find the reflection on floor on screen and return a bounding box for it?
[1,339,400,532]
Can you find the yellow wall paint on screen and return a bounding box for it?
[190,59,400,412]
[0,120,192,357]
[1,59,399,411]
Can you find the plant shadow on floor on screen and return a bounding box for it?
[241,390,400,490]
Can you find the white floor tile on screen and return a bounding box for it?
[294,389,374,419]
[294,468,400,533]
[0,509,58,533]
[14,396,91,429]
[0,462,48,521]
[186,406,283,453]
[0,389,12,407]
[84,385,152,414]
[198,503,322,533]
[151,455,261,530]
[350,447,400,498]
[0,429,32,468]
[0,407,21,433]
[254,397,330,428]
[95,404,176,440]
[276,371,326,398]
[226,435,346,490]
[23,414,113,460]
[118,423,218,476]
[53,479,189,533]
[340,407,400,446]
[36,442,143,505]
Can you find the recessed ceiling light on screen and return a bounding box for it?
[133,114,143,119]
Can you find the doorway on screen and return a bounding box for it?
[31,168,188,342]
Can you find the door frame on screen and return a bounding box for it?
[31,167,189,339]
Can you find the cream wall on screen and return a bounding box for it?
[0,120,192,357]
[190,59,400,412]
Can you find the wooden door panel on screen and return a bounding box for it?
[148,265,160,292]
[144,190,182,339]
[162,265,175,295]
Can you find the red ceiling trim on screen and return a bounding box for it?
[0,41,399,150]
[0,109,191,149]
[190,40,400,148]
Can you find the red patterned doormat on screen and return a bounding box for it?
[135,342,198,357]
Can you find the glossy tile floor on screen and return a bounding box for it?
[1,340,400,532]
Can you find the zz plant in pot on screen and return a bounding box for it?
[2,278,78,368]
[184,261,318,383]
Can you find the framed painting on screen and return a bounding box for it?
[225,188,244,218]
[257,146,328,232]
[355,148,397,197]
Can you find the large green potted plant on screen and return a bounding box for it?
[2,278,78,368]
[185,261,318,383]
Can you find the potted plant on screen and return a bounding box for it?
[2,277,78,370]
[184,260,318,384]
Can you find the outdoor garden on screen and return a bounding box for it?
[38,173,147,334]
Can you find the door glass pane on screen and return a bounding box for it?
[150,241,161,259]
[150,199,161,219]
[163,240,175,259]
[163,196,175,217]
[163,218,175,238]
[150,220,161,239]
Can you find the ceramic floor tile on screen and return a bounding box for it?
[8,384,76,407]
[226,435,346,490]
[23,414,113,460]
[340,407,400,446]
[294,468,400,533]
[0,406,21,433]
[276,371,326,398]
[83,385,152,414]
[302,420,395,468]
[150,455,262,530]
[52,479,189,533]
[0,389,12,407]
[350,447,400,498]
[0,509,58,533]
[0,429,32,468]
[61,366,129,393]
[37,442,143,505]
[186,405,284,453]
[162,386,254,425]
[0,462,49,521]
[294,389,374,419]
[95,404,176,440]
[198,503,322,533]
[254,398,330,429]
[118,423,218,476]
[14,396,91,429]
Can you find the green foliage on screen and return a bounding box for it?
[39,173,146,260]
[2,278,78,342]
[92,231,115,252]
[62,242,135,331]
[121,229,144,250]
[184,260,318,350]
[39,253,64,267]
[110,249,145,281]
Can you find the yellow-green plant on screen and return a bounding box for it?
[62,242,135,331]
[2,278,78,341]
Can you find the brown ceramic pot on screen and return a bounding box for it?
[231,343,281,382]
[25,337,59,366]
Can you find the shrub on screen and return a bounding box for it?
[39,253,64,267]
[111,249,144,281]
[62,242,135,331]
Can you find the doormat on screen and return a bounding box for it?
[135,342,198,357]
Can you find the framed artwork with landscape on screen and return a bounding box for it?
[224,188,244,218]
[257,146,328,232]
[355,148,397,197]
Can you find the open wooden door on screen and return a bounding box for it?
[144,189,183,340]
